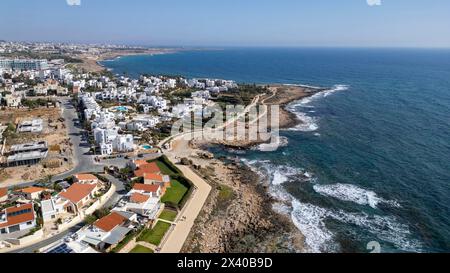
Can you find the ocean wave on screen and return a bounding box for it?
[286,84,349,132]
[242,158,420,253]
[272,202,291,215]
[241,157,419,253]
[252,136,289,152]
[291,200,338,253]
[313,183,401,209]
[332,211,422,253]
[291,199,421,253]
[242,159,311,186]
[288,111,319,132]
[283,83,324,90]
[241,159,311,202]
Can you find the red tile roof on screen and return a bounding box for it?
[0,203,35,228]
[133,162,161,178]
[93,212,127,232]
[130,193,150,204]
[0,188,7,199]
[19,187,46,194]
[59,183,96,204]
[133,160,149,168]
[133,183,160,193]
[74,174,98,181]
[144,173,165,183]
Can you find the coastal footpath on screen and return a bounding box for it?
[163,85,323,253]
[159,163,211,253]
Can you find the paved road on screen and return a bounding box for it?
[52,98,103,178]
[4,98,128,253]
[98,153,160,169]
[103,174,126,209]
[9,222,85,253]
[5,97,102,189]
[7,173,126,253]
[158,94,262,149]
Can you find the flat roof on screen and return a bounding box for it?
[41,199,56,214]
[103,226,131,245]
[10,141,48,153]
[7,151,48,163]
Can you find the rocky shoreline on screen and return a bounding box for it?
[267,84,326,129]
[180,84,325,253]
[181,156,305,253]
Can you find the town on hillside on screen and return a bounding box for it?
[0,40,264,253]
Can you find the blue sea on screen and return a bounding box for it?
[102,48,450,253]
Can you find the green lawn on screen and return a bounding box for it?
[148,157,179,176]
[161,179,189,205]
[129,244,154,253]
[159,209,178,222]
[137,221,171,246]
[155,161,176,175]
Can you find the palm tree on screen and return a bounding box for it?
[46,174,53,186]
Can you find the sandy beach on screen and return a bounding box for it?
[72,48,179,73]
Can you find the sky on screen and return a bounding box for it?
[0,0,450,48]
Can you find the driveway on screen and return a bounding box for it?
[7,174,127,253]
[5,97,102,189]
[8,222,85,253]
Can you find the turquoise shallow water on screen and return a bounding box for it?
[102,48,450,253]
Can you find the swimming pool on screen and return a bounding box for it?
[116,106,128,112]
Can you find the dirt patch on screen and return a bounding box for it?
[0,107,74,187]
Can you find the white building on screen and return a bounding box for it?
[148,96,168,110]
[114,183,162,219]
[4,94,22,107]
[75,211,136,251]
[0,203,36,235]
[18,119,43,133]
[100,143,113,156]
[112,134,134,153]
[41,198,65,223]
[165,79,177,89]
[94,127,119,145]
[132,115,160,128]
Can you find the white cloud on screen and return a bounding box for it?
[367,0,382,6]
[66,0,81,6]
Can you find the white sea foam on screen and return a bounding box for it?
[313,183,401,209]
[253,136,289,152]
[286,84,349,132]
[291,199,421,253]
[283,83,323,90]
[241,153,420,253]
[272,202,291,215]
[241,159,309,201]
[291,200,338,253]
[288,111,319,132]
[330,211,422,252]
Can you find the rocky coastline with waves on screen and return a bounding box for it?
[180,84,335,253]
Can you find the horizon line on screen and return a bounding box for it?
[1,39,450,50]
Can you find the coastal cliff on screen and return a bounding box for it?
[178,85,323,253]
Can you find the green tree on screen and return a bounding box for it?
[84,215,97,225]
